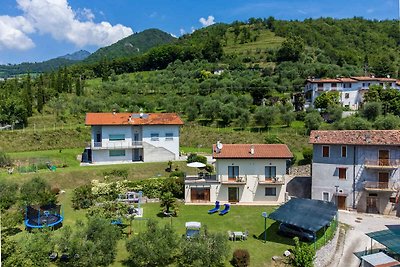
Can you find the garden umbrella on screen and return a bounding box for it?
[187,162,206,168]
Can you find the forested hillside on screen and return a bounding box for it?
[84,28,176,63]
[0,17,399,133]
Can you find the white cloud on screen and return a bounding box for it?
[0,15,35,50]
[179,28,186,35]
[76,8,95,21]
[199,15,215,27]
[191,26,195,33]
[0,0,133,51]
[17,0,133,47]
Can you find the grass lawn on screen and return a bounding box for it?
[57,189,292,267]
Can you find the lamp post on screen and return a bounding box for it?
[262,212,268,243]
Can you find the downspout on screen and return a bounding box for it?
[353,145,356,209]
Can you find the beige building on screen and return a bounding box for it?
[185,144,293,205]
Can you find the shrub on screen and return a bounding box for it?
[373,114,400,130]
[169,170,185,178]
[103,169,128,179]
[205,164,214,173]
[0,150,12,167]
[265,134,283,144]
[72,184,94,210]
[290,237,315,267]
[232,249,250,267]
[302,147,313,164]
[296,111,306,121]
[187,153,207,164]
[0,180,19,211]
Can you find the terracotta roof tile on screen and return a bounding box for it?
[309,130,400,145]
[85,113,184,126]
[306,76,397,83]
[212,144,293,159]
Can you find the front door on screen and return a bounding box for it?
[228,187,239,203]
[133,149,140,161]
[378,150,389,166]
[367,195,378,214]
[337,196,346,210]
[378,172,389,188]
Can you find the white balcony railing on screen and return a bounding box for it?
[257,175,285,184]
[91,141,143,150]
[364,159,400,169]
[219,175,247,184]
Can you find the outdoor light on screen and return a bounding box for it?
[262,211,268,243]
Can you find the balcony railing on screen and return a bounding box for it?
[91,141,143,149]
[364,159,400,169]
[220,175,247,184]
[258,175,285,185]
[363,181,396,192]
[185,173,217,182]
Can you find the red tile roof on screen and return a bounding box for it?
[212,144,293,159]
[85,113,184,126]
[306,76,397,83]
[309,130,400,145]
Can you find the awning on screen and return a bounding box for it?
[367,229,400,255]
[185,221,201,229]
[268,198,338,232]
[360,252,400,267]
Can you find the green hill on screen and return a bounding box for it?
[84,28,176,63]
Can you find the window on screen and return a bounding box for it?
[109,134,125,141]
[317,83,323,88]
[322,146,330,157]
[331,83,337,88]
[344,93,349,99]
[265,187,277,196]
[165,133,173,141]
[338,168,347,179]
[265,166,277,178]
[109,150,125,157]
[341,146,347,158]
[343,83,351,88]
[228,166,239,178]
[389,197,396,203]
[150,133,159,141]
[323,192,330,201]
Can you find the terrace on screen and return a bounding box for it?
[364,159,400,170]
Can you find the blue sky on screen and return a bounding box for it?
[0,0,398,64]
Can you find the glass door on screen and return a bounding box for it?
[228,187,239,203]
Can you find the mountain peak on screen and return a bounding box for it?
[58,50,91,61]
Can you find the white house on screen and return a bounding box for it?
[185,143,293,205]
[310,130,400,216]
[304,76,400,110]
[84,112,184,164]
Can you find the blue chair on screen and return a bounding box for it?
[219,204,230,215]
[208,201,220,214]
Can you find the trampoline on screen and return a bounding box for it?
[25,204,64,230]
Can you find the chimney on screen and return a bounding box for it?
[112,108,116,115]
[128,115,132,123]
[250,145,255,155]
[216,141,223,153]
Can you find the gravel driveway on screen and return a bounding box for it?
[316,211,400,267]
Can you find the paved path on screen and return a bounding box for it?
[327,211,400,267]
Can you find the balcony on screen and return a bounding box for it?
[363,181,397,192]
[185,173,217,183]
[258,175,285,185]
[220,175,247,185]
[91,141,143,150]
[364,159,400,170]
